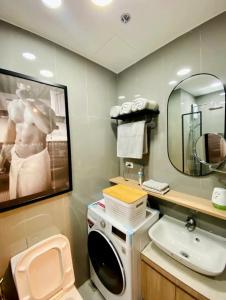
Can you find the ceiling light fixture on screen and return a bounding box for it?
[134,94,141,98]
[168,80,178,85]
[42,0,62,9]
[22,52,36,60]
[91,0,112,7]
[118,95,126,100]
[177,68,191,76]
[40,69,54,78]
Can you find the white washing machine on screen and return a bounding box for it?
[87,200,159,300]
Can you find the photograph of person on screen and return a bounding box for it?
[0,70,72,210]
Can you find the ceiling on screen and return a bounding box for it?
[176,75,224,97]
[0,0,225,74]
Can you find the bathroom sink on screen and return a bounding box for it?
[148,215,226,276]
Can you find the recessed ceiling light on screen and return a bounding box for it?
[40,69,54,78]
[22,52,36,60]
[91,0,112,7]
[118,95,126,100]
[168,80,178,85]
[177,68,191,76]
[134,94,141,98]
[42,0,62,9]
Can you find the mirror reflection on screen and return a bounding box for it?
[168,74,225,176]
[196,133,226,165]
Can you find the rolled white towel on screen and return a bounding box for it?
[131,98,145,112]
[132,98,159,112]
[131,101,138,112]
[120,101,133,115]
[110,105,121,118]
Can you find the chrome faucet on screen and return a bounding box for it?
[185,216,196,232]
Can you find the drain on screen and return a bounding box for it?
[180,251,189,258]
[195,237,200,242]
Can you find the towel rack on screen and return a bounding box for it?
[111,109,160,125]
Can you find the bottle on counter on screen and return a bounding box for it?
[138,167,144,186]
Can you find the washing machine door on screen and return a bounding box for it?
[88,230,125,295]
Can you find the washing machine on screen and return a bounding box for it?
[87,200,159,300]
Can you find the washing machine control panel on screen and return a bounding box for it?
[112,226,127,241]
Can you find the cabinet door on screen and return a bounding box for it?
[141,261,176,300]
[176,287,196,300]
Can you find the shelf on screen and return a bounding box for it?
[109,177,226,221]
[111,109,159,122]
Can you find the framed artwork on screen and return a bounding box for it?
[0,68,72,211]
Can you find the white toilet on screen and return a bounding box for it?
[10,234,83,300]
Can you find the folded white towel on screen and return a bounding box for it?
[132,98,159,112]
[142,185,170,195]
[120,101,133,115]
[117,120,147,159]
[142,179,169,191]
[110,105,121,118]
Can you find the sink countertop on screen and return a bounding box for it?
[142,242,226,300]
[148,215,226,276]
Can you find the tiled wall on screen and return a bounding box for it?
[117,12,226,200]
[0,20,119,286]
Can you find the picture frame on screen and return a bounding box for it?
[0,68,72,211]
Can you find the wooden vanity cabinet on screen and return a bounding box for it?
[176,288,196,300]
[141,257,208,300]
[141,261,175,300]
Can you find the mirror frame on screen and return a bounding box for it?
[195,133,226,166]
[167,73,226,177]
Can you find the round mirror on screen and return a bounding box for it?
[167,73,226,176]
[195,133,226,165]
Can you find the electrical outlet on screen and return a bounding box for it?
[125,161,133,168]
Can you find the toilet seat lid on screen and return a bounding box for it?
[13,234,75,300]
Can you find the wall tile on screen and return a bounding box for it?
[200,13,226,80]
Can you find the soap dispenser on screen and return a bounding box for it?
[138,167,144,186]
[212,187,226,210]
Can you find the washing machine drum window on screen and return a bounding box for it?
[88,230,125,295]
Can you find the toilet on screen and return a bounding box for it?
[10,234,83,300]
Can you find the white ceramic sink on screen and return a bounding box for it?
[148,215,226,276]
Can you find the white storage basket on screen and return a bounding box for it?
[103,184,147,229]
